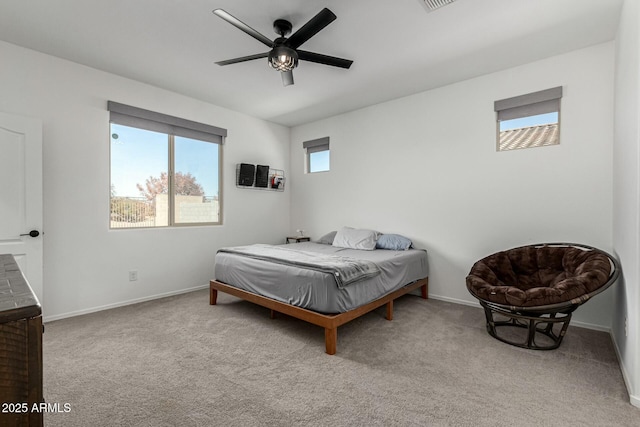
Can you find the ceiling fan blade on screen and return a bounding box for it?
[297,50,353,69]
[213,9,273,48]
[281,70,294,86]
[215,52,269,66]
[286,8,336,49]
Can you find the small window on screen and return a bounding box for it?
[303,137,330,173]
[108,102,226,229]
[494,87,562,151]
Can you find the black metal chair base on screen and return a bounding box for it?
[480,301,573,350]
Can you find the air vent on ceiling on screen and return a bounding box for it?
[420,0,457,12]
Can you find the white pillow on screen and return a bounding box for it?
[332,227,378,251]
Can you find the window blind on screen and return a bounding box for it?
[494,86,562,122]
[108,101,227,144]
[303,136,330,154]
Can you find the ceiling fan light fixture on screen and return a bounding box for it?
[213,8,352,86]
[268,46,299,72]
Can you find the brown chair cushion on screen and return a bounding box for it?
[466,245,611,307]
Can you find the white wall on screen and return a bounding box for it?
[0,11,633,403]
[290,42,615,329]
[0,40,291,320]
[613,0,640,407]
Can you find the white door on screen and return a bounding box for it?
[0,112,43,305]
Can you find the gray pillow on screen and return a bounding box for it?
[376,234,413,250]
[332,227,378,251]
[316,231,337,245]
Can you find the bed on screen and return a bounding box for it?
[210,238,429,355]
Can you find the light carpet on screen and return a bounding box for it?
[42,289,640,426]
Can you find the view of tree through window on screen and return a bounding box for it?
[110,124,220,228]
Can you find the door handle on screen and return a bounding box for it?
[20,230,40,238]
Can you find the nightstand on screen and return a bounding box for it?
[286,236,311,244]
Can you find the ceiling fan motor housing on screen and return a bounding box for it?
[273,19,293,37]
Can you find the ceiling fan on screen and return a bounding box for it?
[212,8,353,86]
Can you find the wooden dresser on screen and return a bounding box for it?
[0,254,43,426]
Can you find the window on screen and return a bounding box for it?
[304,137,330,173]
[494,86,562,151]
[108,101,226,228]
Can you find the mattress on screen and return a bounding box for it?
[214,242,429,313]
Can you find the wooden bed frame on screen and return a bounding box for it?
[209,277,428,355]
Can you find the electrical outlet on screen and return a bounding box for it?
[625,316,628,337]
[129,270,138,282]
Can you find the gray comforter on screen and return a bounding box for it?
[217,244,381,288]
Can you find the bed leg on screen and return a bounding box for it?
[386,300,394,321]
[210,287,218,305]
[325,328,337,355]
[421,282,428,299]
[270,309,277,319]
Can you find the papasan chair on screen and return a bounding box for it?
[466,243,620,350]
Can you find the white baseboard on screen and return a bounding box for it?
[428,293,482,308]
[43,284,209,323]
[609,329,640,408]
[570,320,611,333]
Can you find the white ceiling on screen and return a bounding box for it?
[0,0,623,127]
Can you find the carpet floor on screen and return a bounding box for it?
[42,289,640,426]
